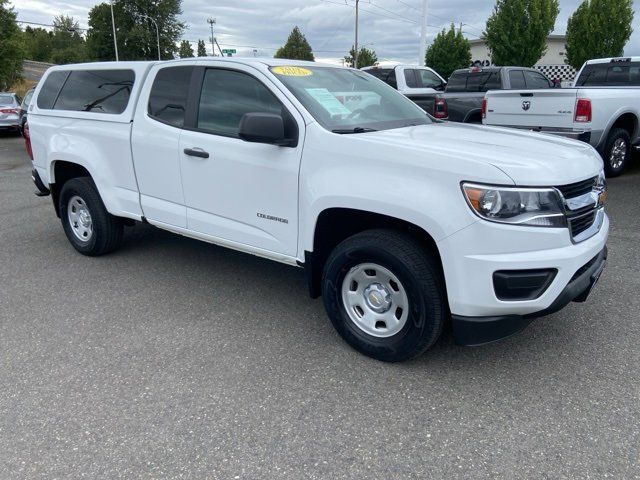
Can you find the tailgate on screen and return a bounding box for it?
[484,89,579,129]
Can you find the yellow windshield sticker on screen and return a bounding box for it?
[272,66,313,77]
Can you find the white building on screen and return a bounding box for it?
[469,34,577,81]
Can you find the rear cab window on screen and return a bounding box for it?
[446,69,502,92]
[148,66,194,127]
[364,68,398,89]
[36,69,135,114]
[577,60,640,86]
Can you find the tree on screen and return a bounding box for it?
[0,0,23,90]
[86,0,185,61]
[274,26,314,61]
[484,0,559,66]
[565,0,634,69]
[426,24,472,78]
[344,46,378,68]
[197,39,207,57]
[50,15,87,64]
[22,26,54,62]
[179,40,194,58]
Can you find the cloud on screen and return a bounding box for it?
[11,0,640,63]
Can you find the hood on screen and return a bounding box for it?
[352,122,603,185]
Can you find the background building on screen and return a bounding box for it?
[469,34,577,81]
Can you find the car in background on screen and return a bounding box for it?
[361,65,447,117]
[439,66,555,123]
[19,87,35,135]
[0,93,22,134]
[483,57,640,177]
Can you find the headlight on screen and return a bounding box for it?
[462,183,566,228]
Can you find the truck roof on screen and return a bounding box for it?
[46,58,343,72]
[584,56,640,65]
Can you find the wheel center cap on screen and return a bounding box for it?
[79,210,91,227]
[363,283,392,313]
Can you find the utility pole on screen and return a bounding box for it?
[207,17,216,56]
[354,0,359,68]
[418,0,428,66]
[110,0,119,61]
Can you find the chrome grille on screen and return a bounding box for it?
[555,176,603,243]
[556,177,597,199]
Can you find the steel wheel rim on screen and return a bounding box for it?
[610,138,627,170]
[67,195,93,242]
[341,263,409,338]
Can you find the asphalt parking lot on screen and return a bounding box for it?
[1,132,639,479]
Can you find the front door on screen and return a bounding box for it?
[178,65,303,257]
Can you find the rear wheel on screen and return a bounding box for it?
[59,177,123,256]
[321,229,446,362]
[602,128,631,177]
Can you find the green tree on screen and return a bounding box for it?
[426,24,472,78]
[0,0,23,89]
[22,26,54,62]
[344,45,378,68]
[179,40,194,58]
[197,39,207,57]
[565,0,634,69]
[50,15,87,64]
[274,26,314,61]
[86,0,185,61]
[484,0,560,66]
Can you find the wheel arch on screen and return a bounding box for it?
[600,111,639,149]
[304,207,445,299]
[49,160,94,217]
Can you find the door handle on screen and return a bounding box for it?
[183,147,210,159]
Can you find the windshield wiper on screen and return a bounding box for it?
[331,127,377,134]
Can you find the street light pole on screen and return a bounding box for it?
[110,0,119,61]
[354,0,359,68]
[419,0,428,66]
[141,15,161,60]
[207,18,216,56]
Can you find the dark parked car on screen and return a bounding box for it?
[439,67,555,123]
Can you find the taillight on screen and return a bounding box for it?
[24,123,34,160]
[0,108,19,115]
[575,98,592,123]
[434,97,448,119]
[481,98,487,120]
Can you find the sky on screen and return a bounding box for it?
[11,0,640,65]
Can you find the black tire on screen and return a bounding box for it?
[322,229,446,362]
[602,128,631,178]
[59,177,124,256]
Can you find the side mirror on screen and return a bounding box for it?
[436,81,447,91]
[239,113,291,146]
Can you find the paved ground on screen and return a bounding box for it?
[0,131,639,479]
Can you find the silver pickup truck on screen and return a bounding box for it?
[483,57,640,177]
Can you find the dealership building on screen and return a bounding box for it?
[469,34,577,81]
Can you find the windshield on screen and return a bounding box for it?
[23,90,34,107]
[270,66,432,132]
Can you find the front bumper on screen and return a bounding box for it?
[437,212,609,345]
[452,246,607,346]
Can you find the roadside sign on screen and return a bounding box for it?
[221,49,237,55]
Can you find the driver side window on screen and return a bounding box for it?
[197,69,283,137]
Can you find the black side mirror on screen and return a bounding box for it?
[239,113,291,146]
[436,81,447,91]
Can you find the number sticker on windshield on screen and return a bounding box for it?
[272,66,313,77]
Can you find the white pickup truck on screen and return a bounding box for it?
[25,58,608,362]
[483,57,640,177]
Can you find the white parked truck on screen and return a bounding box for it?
[25,59,608,362]
[483,57,640,177]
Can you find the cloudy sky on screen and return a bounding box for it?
[12,0,640,64]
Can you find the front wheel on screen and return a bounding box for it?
[59,177,124,256]
[602,128,631,177]
[321,229,447,362]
